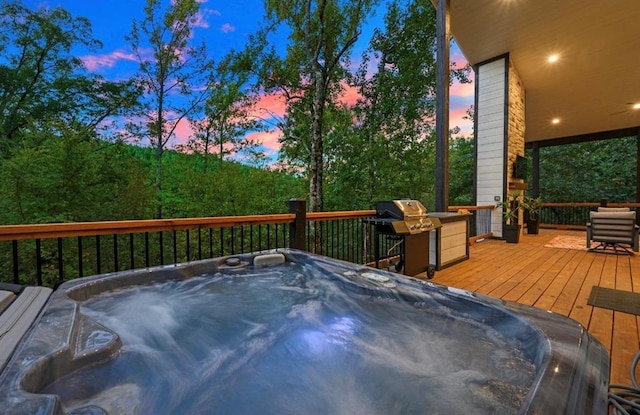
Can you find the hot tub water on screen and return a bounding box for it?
[42,263,535,414]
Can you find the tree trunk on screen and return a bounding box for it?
[155,144,163,219]
[309,69,325,213]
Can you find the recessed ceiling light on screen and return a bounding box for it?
[633,103,640,110]
[551,118,560,124]
[548,54,559,63]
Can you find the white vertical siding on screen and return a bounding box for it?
[476,58,507,236]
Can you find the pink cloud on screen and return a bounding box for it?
[450,106,473,137]
[338,83,361,106]
[221,23,236,33]
[451,81,474,98]
[81,50,138,71]
[251,93,287,119]
[246,130,282,153]
[171,117,195,146]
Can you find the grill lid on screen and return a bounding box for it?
[376,200,428,220]
[374,200,441,234]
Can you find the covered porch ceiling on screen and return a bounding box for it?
[445,0,640,143]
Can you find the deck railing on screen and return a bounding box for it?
[2,200,637,287]
[0,200,379,287]
[447,204,495,240]
[539,203,640,229]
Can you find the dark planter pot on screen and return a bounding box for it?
[526,219,540,235]
[503,224,521,243]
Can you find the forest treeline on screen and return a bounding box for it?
[0,0,636,227]
[0,0,476,224]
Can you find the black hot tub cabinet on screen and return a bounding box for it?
[0,250,608,414]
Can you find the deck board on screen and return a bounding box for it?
[418,229,640,387]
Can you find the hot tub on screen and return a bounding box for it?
[0,249,608,414]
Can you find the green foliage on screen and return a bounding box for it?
[0,1,139,156]
[448,137,474,206]
[534,137,637,203]
[261,0,378,211]
[126,147,307,218]
[0,132,153,224]
[181,52,264,163]
[496,192,521,224]
[127,0,214,218]
[520,195,543,220]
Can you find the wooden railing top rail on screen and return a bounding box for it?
[448,205,495,211]
[0,210,378,242]
[542,202,640,208]
[0,214,296,242]
[307,210,375,220]
[4,202,635,242]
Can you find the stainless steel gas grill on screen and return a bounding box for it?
[364,200,441,278]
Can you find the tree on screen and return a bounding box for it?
[537,137,637,203]
[127,0,214,218]
[182,53,263,166]
[330,0,440,208]
[448,136,474,206]
[262,0,377,211]
[0,126,153,224]
[325,0,471,210]
[0,1,138,157]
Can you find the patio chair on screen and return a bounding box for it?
[597,207,630,212]
[586,211,639,254]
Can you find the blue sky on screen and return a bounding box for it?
[24,0,474,158]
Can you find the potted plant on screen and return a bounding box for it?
[496,192,521,243]
[521,195,543,235]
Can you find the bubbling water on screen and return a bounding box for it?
[42,263,535,414]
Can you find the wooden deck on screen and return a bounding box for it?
[422,228,640,386]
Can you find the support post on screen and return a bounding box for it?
[435,0,450,212]
[289,198,306,250]
[637,131,640,224]
[531,142,540,197]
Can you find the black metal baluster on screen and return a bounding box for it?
[209,228,213,258]
[281,223,286,249]
[250,225,254,251]
[57,238,64,283]
[258,225,263,251]
[230,227,235,255]
[36,239,42,286]
[341,220,345,260]
[173,231,178,264]
[159,231,164,265]
[332,220,336,258]
[113,234,119,272]
[186,230,191,261]
[275,224,279,248]
[12,240,19,284]
[77,237,83,278]
[129,233,135,270]
[267,225,271,250]
[198,228,202,260]
[144,232,150,267]
[324,221,328,256]
[219,228,224,256]
[96,235,101,274]
[240,226,245,253]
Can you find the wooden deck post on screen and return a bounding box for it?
[289,198,307,250]
[435,0,450,212]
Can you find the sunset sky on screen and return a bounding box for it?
[24,0,474,161]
